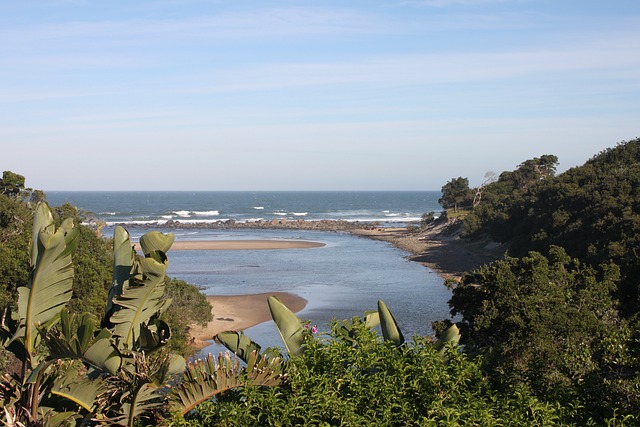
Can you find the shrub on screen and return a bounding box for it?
[171,319,569,426]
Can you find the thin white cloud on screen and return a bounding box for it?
[166,31,640,95]
[0,53,144,70]
[0,7,388,44]
[400,0,515,7]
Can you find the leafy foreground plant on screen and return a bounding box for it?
[171,313,575,426]
[0,203,284,426]
[174,297,638,426]
[217,296,458,363]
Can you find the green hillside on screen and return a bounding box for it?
[447,138,640,421]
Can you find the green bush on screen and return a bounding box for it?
[163,278,213,357]
[449,247,638,422]
[420,211,435,228]
[170,320,570,426]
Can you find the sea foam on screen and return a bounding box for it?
[193,210,220,216]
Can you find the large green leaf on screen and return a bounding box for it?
[51,370,107,413]
[109,256,170,350]
[152,353,186,386]
[267,295,305,357]
[434,324,461,357]
[138,318,171,353]
[30,202,53,267]
[83,337,122,375]
[43,312,122,375]
[363,309,380,329]
[170,352,284,415]
[120,383,164,427]
[378,300,404,346]
[216,331,262,363]
[139,231,174,256]
[17,204,79,359]
[105,226,135,320]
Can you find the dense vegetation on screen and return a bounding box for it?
[170,320,571,427]
[0,200,278,425]
[443,138,640,422]
[0,173,211,361]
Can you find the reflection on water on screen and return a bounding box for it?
[161,228,452,357]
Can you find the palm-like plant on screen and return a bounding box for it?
[0,204,285,426]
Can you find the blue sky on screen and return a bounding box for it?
[1,0,639,190]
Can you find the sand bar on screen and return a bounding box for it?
[189,291,307,348]
[170,239,325,251]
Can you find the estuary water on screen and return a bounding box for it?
[46,191,451,353]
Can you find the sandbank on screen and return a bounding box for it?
[170,239,325,251]
[188,292,306,349]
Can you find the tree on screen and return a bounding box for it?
[0,171,25,198]
[448,247,637,421]
[472,171,497,207]
[439,177,472,212]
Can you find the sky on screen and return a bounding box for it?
[1,0,639,191]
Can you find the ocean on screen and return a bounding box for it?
[46,191,442,227]
[46,191,451,354]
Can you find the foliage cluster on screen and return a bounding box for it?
[438,177,473,212]
[450,247,638,421]
[459,142,640,314]
[170,319,572,427]
[0,205,280,426]
[442,139,640,421]
[162,278,213,357]
[0,172,212,361]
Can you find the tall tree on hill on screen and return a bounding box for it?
[0,171,25,198]
[439,177,472,212]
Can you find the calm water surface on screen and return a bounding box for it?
[159,228,451,355]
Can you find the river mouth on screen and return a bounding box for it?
[156,228,451,355]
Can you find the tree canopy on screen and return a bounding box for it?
[445,139,640,422]
[438,176,472,212]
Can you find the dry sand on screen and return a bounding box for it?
[188,292,306,348]
[352,222,503,280]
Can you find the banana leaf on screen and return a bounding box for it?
[105,226,135,320]
[139,231,174,256]
[216,331,262,363]
[171,352,284,415]
[51,371,107,412]
[17,204,79,358]
[434,324,461,356]
[42,311,123,375]
[378,300,404,346]
[267,295,305,357]
[364,310,380,329]
[109,256,170,350]
[138,318,171,352]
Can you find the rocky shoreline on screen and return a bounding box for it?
[140,217,379,232]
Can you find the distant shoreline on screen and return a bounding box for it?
[115,217,379,233]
